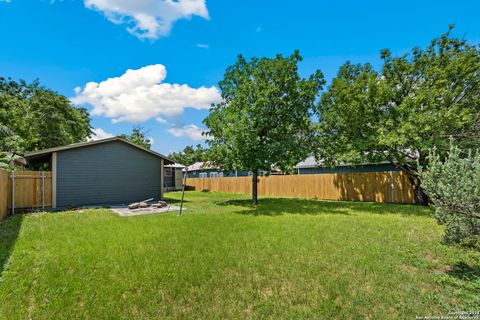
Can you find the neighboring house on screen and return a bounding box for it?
[186,157,399,178]
[294,156,400,174]
[11,155,27,169]
[24,137,173,208]
[186,161,250,178]
[164,163,185,191]
[186,162,223,178]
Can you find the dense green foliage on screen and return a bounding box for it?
[168,144,208,165]
[0,192,478,318]
[0,77,91,153]
[420,144,480,250]
[120,125,152,149]
[316,27,480,204]
[204,51,325,203]
[0,151,11,169]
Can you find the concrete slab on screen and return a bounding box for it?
[110,205,183,217]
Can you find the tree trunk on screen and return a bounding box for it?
[407,172,429,206]
[391,161,429,206]
[252,170,258,205]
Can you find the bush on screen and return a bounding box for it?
[420,144,480,250]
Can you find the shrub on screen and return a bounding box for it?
[420,144,480,250]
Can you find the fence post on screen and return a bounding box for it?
[11,170,15,215]
[41,171,45,209]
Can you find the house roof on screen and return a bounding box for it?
[294,156,323,169]
[5,153,27,166]
[166,163,186,168]
[24,137,174,164]
[186,161,219,172]
[294,156,391,169]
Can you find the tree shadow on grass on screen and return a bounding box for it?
[447,262,480,281]
[215,197,431,217]
[162,198,191,205]
[216,198,351,216]
[0,215,23,277]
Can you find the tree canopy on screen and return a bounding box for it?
[168,144,208,165]
[204,51,325,204]
[316,27,480,204]
[0,77,91,154]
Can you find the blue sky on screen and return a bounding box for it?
[1,0,479,155]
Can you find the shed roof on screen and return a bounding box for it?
[24,137,174,164]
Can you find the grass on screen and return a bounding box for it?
[0,191,479,319]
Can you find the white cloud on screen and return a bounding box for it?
[196,43,209,49]
[71,64,221,123]
[83,0,210,39]
[89,128,115,141]
[156,117,167,124]
[0,0,12,3]
[168,124,206,141]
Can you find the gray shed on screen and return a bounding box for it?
[25,137,173,208]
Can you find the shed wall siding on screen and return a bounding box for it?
[164,167,175,188]
[56,141,162,207]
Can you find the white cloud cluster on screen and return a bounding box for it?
[84,0,210,39]
[168,124,206,141]
[88,128,114,141]
[72,64,221,123]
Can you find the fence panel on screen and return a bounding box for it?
[13,171,52,209]
[0,169,10,220]
[186,171,415,204]
[0,169,52,220]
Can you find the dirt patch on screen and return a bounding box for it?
[434,264,453,273]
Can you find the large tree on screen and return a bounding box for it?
[316,27,480,204]
[0,77,91,153]
[204,51,325,204]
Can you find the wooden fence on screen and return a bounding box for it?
[186,171,415,204]
[0,168,52,220]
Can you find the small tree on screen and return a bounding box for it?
[204,51,325,204]
[120,126,152,149]
[420,144,480,250]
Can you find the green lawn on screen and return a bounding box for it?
[0,192,479,319]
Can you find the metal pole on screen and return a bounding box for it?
[179,170,187,216]
[11,170,15,215]
[41,171,45,209]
